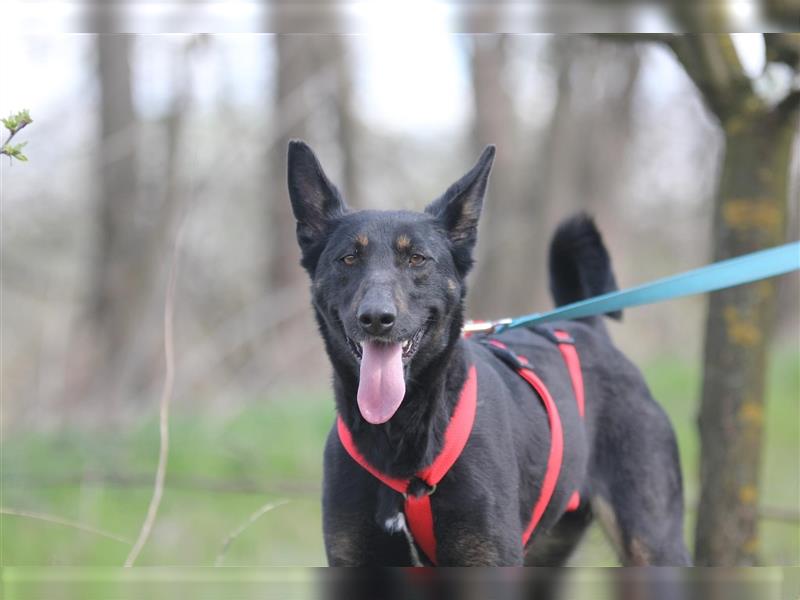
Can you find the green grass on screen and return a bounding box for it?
[639,348,800,565]
[2,350,797,568]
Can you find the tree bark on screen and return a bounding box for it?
[91,33,141,370]
[267,34,314,291]
[608,33,800,566]
[67,29,191,418]
[262,31,355,381]
[334,41,360,208]
[695,98,799,565]
[266,35,355,285]
[468,35,526,319]
[538,38,640,266]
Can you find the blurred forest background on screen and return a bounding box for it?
[1,27,799,572]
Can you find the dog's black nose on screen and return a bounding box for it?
[357,303,396,336]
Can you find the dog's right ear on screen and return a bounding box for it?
[287,140,347,264]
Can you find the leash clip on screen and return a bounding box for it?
[462,318,512,336]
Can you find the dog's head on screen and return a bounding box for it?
[287,141,494,424]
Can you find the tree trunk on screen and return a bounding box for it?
[266,35,355,283]
[694,104,799,565]
[262,32,354,383]
[66,30,191,419]
[91,33,140,366]
[468,35,526,319]
[538,38,640,272]
[334,40,360,208]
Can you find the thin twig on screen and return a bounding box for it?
[6,473,320,495]
[685,501,800,524]
[123,237,181,567]
[1,506,131,544]
[214,499,288,566]
[2,127,21,150]
[758,505,800,523]
[1,122,27,149]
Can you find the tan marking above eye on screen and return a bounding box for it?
[396,235,411,251]
[355,233,369,247]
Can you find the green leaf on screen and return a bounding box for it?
[2,109,33,133]
[1,110,32,162]
[2,141,29,162]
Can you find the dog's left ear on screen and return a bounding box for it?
[425,145,495,272]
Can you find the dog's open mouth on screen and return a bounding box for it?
[345,327,426,425]
[347,327,425,364]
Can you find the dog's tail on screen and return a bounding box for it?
[547,212,622,320]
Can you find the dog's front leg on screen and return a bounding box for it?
[324,508,418,566]
[323,434,415,566]
[322,512,391,566]
[434,509,524,566]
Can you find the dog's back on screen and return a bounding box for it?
[467,214,690,566]
[462,214,622,549]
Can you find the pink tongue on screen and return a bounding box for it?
[357,341,406,424]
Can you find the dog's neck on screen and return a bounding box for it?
[331,323,470,479]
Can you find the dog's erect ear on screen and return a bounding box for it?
[425,145,495,273]
[287,140,347,259]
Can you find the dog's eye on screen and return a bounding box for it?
[341,254,357,266]
[409,253,426,267]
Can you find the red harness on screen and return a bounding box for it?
[336,329,585,565]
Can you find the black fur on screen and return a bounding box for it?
[287,141,690,567]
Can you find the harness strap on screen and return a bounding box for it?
[517,364,564,546]
[485,339,568,546]
[417,366,478,486]
[404,495,435,563]
[336,419,408,495]
[336,365,478,565]
[336,330,585,564]
[553,330,585,418]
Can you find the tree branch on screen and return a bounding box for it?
[123,234,181,567]
[1,506,131,545]
[775,89,800,121]
[666,35,759,122]
[598,34,762,123]
[214,499,288,566]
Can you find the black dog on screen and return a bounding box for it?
[287,141,690,567]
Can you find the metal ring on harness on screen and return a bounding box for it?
[403,483,437,500]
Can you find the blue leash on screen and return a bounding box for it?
[466,241,800,335]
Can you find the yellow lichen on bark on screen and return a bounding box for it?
[738,485,758,505]
[755,280,774,302]
[721,199,783,233]
[741,536,759,555]
[723,306,762,346]
[738,402,764,426]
